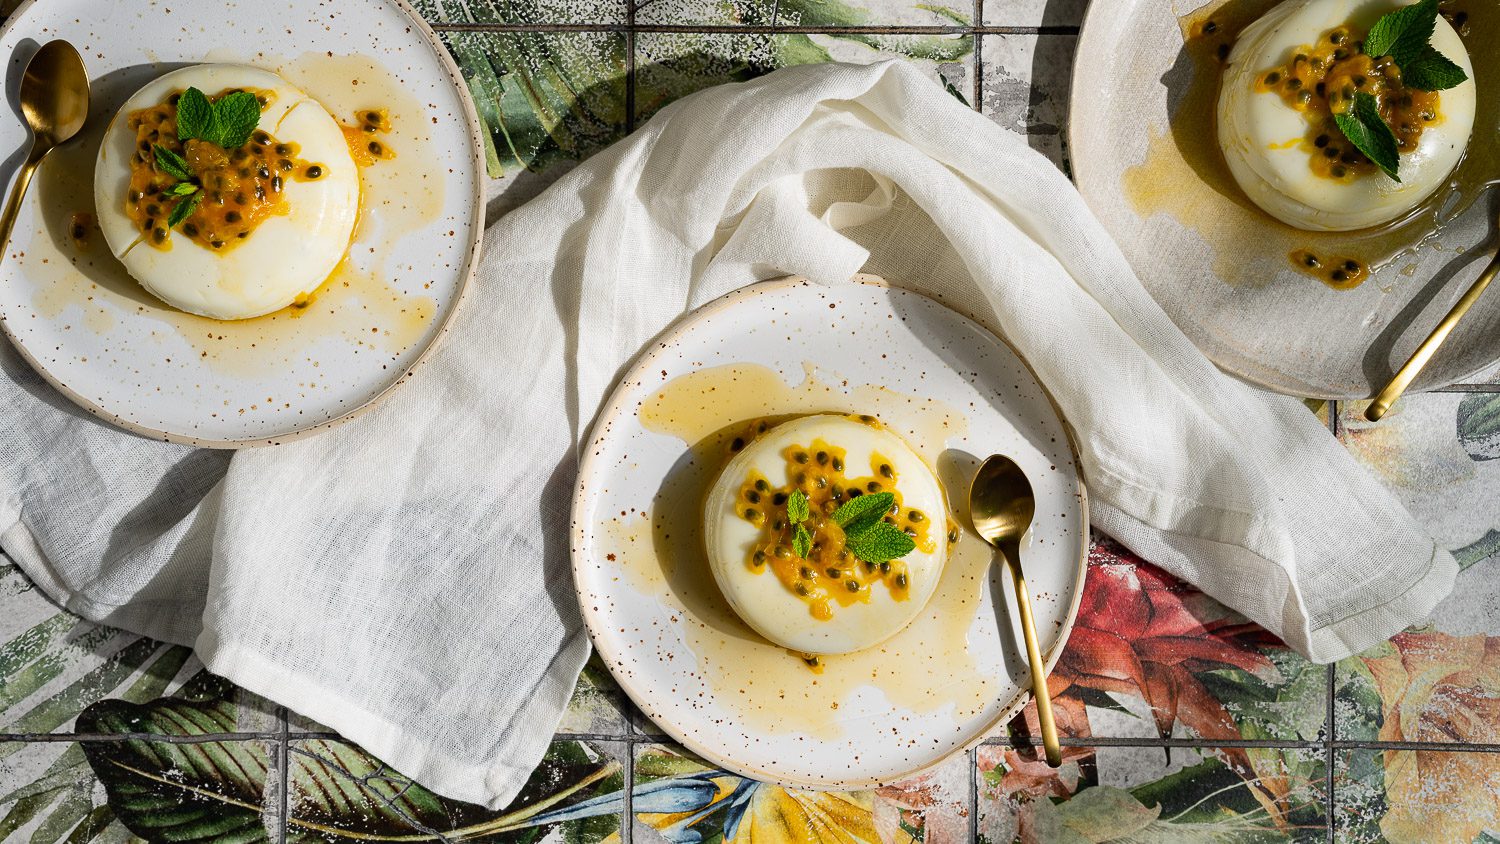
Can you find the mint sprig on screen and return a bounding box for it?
[1401,45,1468,90]
[792,524,812,558]
[152,145,190,181]
[830,492,895,535]
[1334,92,1402,181]
[845,522,915,565]
[830,491,915,565]
[1365,0,1438,66]
[787,489,810,523]
[175,87,262,150]
[166,192,202,229]
[1362,0,1468,92]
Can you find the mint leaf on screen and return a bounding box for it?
[792,524,812,558]
[212,91,262,149]
[786,489,810,524]
[166,182,199,197]
[846,521,915,564]
[1334,92,1401,181]
[1365,0,1438,66]
[1402,44,1469,90]
[166,192,202,229]
[831,492,895,534]
[152,145,190,180]
[174,87,213,143]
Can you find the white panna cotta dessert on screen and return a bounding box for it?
[95,64,360,320]
[703,414,952,656]
[1218,0,1475,231]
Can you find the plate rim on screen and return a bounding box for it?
[570,273,1090,789]
[1067,0,1500,399]
[0,0,487,448]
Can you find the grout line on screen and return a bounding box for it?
[277,706,290,844]
[625,0,637,133]
[981,733,1500,754]
[428,22,1080,35]
[160,727,1500,755]
[967,746,979,839]
[972,0,984,111]
[5,731,284,743]
[1325,662,1336,843]
[1432,383,1500,392]
[622,740,635,844]
[971,32,984,111]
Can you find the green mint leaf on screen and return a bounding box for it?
[211,91,262,149]
[786,489,810,524]
[1365,0,1438,66]
[792,524,812,559]
[166,182,199,197]
[1402,44,1469,90]
[1333,92,1401,182]
[846,521,915,564]
[831,492,895,534]
[152,145,190,181]
[166,192,202,229]
[174,87,213,143]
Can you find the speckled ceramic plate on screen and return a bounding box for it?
[1071,0,1499,398]
[571,275,1088,789]
[0,0,484,445]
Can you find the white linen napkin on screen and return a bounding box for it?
[0,60,1455,808]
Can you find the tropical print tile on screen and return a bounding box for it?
[0,737,280,842]
[636,0,970,28]
[1016,534,1325,745]
[982,0,1088,27]
[438,31,628,180]
[0,558,279,736]
[976,743,1328,843]
[285,738,626,842]
[1334,746,1500,844]
[979,33,1076,173]
[631,742,972,843]
[413,0,627,25]
[1333,393,1500,742]
[635,30,974,124]
[558,655,629,735]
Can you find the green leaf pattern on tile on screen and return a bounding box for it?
[430,0,971,177]
[1458,393,1500,461]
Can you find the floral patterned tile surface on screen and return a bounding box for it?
[2,0,1500,839]
[982,0,1088,28]
[414,0,629,25]
[977,744,1328,843]
[978,33,1075,172]
[634,30,974,123]
[1011,536,1326,746]
[636,0,972,28]
[631,743,972,843]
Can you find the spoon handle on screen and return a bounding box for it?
[0,143,48,263]
[1366,251,1500,422]
[1000,540,1062,767]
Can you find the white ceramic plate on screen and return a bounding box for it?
[0,0,484,445]
[1071,0,1499,398]
[571,276,1088,788]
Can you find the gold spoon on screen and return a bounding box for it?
[1366,250,1499,422]
[969,454,1062,767]
[0,41,90,260]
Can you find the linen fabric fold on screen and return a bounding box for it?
[0,60,1454,808]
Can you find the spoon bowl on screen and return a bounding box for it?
[968,454,1062,767]
[0,40,90,261]
[970,454,1037,551]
